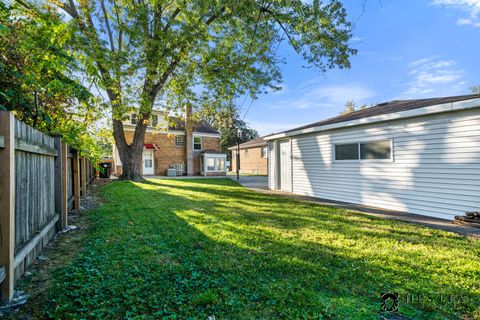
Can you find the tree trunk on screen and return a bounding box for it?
[113,117,148,182]
[110,82,157,181]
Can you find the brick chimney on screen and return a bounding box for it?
[185,103,194,176]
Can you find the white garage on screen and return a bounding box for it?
[265,94,480,220]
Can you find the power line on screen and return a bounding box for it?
[228,0,268,116]
[241,28,285,121]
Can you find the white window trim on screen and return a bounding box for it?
[261,146,268,158]
[151,115,158,127]
[216,157,226,172]
[202,154,227,174]
[333,138,394,162]
[193,136,203,151]
[131,113,137,125]
[175,135,185,147]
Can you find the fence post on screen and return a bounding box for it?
[54,137,63,232]
[0,111,15,302]
[80,156,86,196]
[73,151,81,210]
[61,143,68,228]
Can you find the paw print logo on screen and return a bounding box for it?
[381,293,399,312]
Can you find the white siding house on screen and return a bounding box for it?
[265,95,480,220]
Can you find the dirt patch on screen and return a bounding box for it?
[1,180,109,320]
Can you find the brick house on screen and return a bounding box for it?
[113,108,226,176]
[229,137,268,175]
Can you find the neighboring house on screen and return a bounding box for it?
[264,94,480,220]
[228,137,268,175]
[113,108,226,176]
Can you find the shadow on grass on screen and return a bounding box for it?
[46,179,480,320]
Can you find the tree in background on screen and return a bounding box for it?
[201,104,258,158]
[340,99,366,115]
[0,2,110,161]
[220,120,259,160]
[471,86,480,94]
[34,0,358,181]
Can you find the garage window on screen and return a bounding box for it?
[335,143,359,160]
[335,140,392,161]
[360,140,391,159]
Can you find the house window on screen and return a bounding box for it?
[193,136,202,150]
[151,115,158,127]
[360,140,391,159]
[261,146,268,158]
[203,155,227,173]
[244,149,248,158]
[334,140,392,161]
[335,143,359,160]
[175,136,185,147]
[206,157,215,171]
[131,113,137,125]
[217,158,225,171]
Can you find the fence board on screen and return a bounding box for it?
[15,138,57,157]
[13,119,56,280]
[1,112,96,301]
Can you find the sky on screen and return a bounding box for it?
[242,0,480,136]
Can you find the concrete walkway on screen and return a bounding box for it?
[230,175,480,239]
[227,175,268,190]
[148,175,228,179]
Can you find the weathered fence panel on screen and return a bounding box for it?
[0,112,15,302]
[14,119,56,250]
[0,111,96,302]
[13,119,58,279]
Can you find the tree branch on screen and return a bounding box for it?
[59,0,117,104]
[149,6,226,98]
[110,0,123,50]
[100,0,115,52]
[162,7,181,33]
[260,6,298,51]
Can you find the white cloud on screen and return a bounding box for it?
[403,57,465,97]
[269,80,376,111]
[432,0,480,27]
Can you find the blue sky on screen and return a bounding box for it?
[243,0,480,136]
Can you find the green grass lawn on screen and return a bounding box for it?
[45,179,479,319]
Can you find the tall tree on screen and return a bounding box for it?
[471,85,480,94]
[45,0,356,180]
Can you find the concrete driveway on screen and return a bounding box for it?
[228,175,268,191]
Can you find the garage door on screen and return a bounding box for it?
[278,140,291,192]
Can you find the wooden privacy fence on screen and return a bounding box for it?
[0,111,96,302]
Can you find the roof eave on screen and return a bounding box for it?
[264,98,480,141]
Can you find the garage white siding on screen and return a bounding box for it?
[268,141,276,190]
[287,108,480,220]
